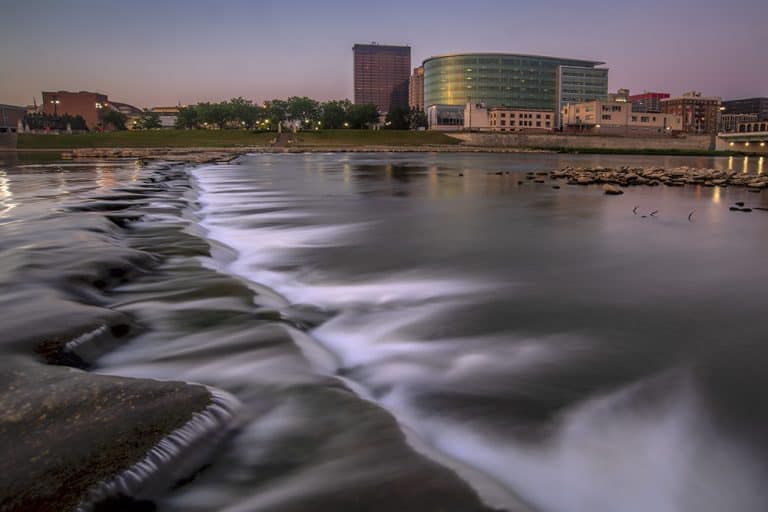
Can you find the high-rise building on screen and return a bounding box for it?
[422,53,607,130]
[722,97,768,121]
[629,92,670,113]
[661,91,722,135]
[353,43,411,113]
[409,66,425,111]
[42,91,109,129]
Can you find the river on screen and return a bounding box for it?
[1,151,767,512]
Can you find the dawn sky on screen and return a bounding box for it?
[1,0,766,108]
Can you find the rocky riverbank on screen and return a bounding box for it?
[551,166,768,190]
[58,145,550,161]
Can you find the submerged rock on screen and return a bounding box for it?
[603,184,624,195]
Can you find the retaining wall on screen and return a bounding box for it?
[0,133,18,149]
[448,132,713,151]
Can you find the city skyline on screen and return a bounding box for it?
[1,0,767,107]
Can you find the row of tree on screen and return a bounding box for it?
[24,113,88,131]
[174,97,427,131]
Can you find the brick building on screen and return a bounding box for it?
[42,91,109,129]
[353,43,411,113]
[409,66,424,111]
[661,92,722,135]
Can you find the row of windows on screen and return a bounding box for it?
[490,120,552,128]
[492,112,552,120]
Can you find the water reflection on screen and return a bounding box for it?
[0,171,16,217]
[759,157,764,175]
[713,186,721,204]
[743,157,749,174]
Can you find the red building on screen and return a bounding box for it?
[353,43,411,113]
[42,91,109,129]
[629,92,670,113]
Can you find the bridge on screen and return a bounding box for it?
[716,121,768,154]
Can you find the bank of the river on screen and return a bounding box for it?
[16,129,461,150]
[12,129,755,157]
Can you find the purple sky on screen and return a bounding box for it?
[1,0,766,108]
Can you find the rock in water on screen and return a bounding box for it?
[603,184,624,195]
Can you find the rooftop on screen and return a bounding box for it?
[423,52,604,67]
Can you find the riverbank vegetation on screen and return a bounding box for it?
[17,130,460,149]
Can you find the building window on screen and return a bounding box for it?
[602,115,611,120]
[641,116,650,123]
[536,121,541,127]
[501,113,506,118]
[500,120,506,126]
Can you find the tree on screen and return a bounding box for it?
[385,106,410,130]
[347,103,379,129]
[101,109,127,130]
[226,97,262,129]
[321,100,351,129]
[175,106,198,129]
[264,99,288,131]
[286,96,320,129]
[196,102,229,129]
[136,109,161,130]
[409,108,428,130]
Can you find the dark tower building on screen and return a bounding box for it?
[353,43,411,113]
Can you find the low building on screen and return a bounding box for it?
[608,88,630,103]
[562,99,682,136]
[722,97,768,121]
[461,102,555,132]
[0,104,26,133]
[151,107,180,128]
[661,91,721,135]
[409,66,424,112]
[720,113,758,133]
[427,104,464,131]
[42,90,109,130]
[629,92,670,113]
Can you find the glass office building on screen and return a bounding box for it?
[423,53,608,123]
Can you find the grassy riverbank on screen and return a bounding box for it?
[17,130,461,150]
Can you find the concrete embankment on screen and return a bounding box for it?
[57,146,549,161]
[448,132,714,152]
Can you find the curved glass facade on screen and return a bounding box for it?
[424,53,606,111]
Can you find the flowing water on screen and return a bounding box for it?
[2,152,768,512]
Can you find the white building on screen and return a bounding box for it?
[562,99,683,136]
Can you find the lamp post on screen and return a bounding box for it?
[50,96,60,116]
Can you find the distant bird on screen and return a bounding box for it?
[633,205,639,215]
[650,210,659,217]
[688,209,696,222]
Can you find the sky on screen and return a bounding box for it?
[1,0,766,108]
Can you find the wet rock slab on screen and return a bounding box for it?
[0,362,212,512]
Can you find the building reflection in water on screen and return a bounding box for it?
[0,171,16,218]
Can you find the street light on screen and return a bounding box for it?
[50,97,61,116]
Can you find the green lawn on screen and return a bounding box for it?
[18,130,275,149]
[17,129,460,150]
